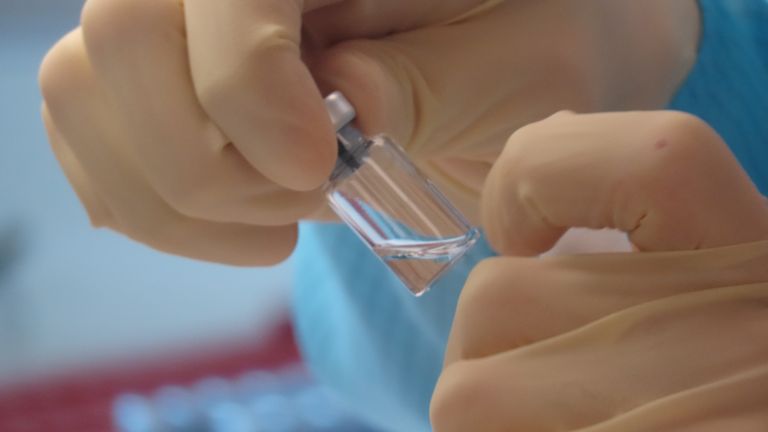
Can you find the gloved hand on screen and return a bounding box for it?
[39,0,700,265]
[431,111,768,431]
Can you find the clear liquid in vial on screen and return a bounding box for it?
[374,235,479,261]
[372,231,479,296]
[327,134,480,296]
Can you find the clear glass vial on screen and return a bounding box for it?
[324,92,480,296]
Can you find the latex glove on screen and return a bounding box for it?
[431,111,768,431]
[39,0,699,265]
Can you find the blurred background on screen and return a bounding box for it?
[0,1,374,430]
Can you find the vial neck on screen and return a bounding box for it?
[331,124,373,182]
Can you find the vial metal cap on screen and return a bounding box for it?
[325,91,356,131]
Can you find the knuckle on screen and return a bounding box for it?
[494,135,521,177]
[636,112,724,205]
[501,113,565,181]
[488,134,525,193]
[656,111,715,140]
[39,45,66,105]
[505,120,541,153]
[81,0,133,44]
[194,26,297,113]
[648,111,721,174]
[39,34,82,110]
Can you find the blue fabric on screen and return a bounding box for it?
[668,0,768,194]
[293,1,768,430]
[293,223,496,431]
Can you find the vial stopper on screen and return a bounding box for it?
[324,92,356,131]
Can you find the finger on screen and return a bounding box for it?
[445,241,768,364]
[40,29,297,266]
[433,283,768,432]
[580,365,768,432]
[183,0,337,191]
[482,111,768,256]
[80,0,323,225]
[42,103,114,228]
[308,1,609,223]
[303,0,344,13]
[303,0,503,46]
[310,0,560,158]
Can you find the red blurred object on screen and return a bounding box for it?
[0,319,300,432]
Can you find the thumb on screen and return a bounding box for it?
[481,111,768,255]
[308,1,551,161]
[309,39,416,152]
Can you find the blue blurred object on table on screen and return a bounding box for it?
[113,366,379,432]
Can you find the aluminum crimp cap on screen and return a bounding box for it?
[324,91,356,131]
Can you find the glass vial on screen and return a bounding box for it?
[324,92,479,296]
